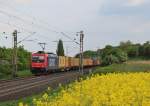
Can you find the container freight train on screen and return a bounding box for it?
[31,51,100,74]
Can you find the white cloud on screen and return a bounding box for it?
[127,0,145,6]
[15,0,32,4]
[131,21,150,33]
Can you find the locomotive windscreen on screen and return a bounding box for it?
[32,56,45,63]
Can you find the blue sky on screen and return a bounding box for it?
[0,0,150,56]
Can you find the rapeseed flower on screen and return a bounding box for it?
[22,72,150,106]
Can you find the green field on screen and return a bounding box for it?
[95,61,150,74]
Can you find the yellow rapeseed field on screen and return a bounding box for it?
[20,73,150,106]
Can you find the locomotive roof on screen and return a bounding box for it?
[35,51,56,55]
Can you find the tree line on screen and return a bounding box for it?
[76,41,150,65]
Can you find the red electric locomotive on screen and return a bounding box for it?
[31,51,58,74]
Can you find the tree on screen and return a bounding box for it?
[56,39,65,56]
[103,54,119,65]
[120,40,132,51]
[0,46,30,77]
[100,46,128,65]
[143,41,150,57]
[75,50,97,58]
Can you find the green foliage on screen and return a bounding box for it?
[0,46,31,77]
[100,40,150,65]
[75,50,98,58]
[56,39,65,56]
[102,54,119,65]
[100,46,128,65]
[16,70,32,77]
[142,41,150,57]
[119,41,150,58]
[75,41,150,66]
[119,41,139,57]
[95,61,150,74]
[0,64,12,77]
[17,46,31,70]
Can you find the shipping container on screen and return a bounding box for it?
[58,56,66,69]
[65,56,69,68]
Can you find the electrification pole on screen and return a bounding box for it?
[80,31,84,75]
[77,31,84,75]
[12,30,18,78]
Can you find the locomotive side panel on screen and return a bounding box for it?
[65,57,69,70]
[75,58,79,67]
[68,57,72,68]
[47,54,58,71]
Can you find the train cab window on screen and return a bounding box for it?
[32,56,45,63]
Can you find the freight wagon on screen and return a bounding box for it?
[31,51,100,74]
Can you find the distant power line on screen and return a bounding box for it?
[0,0,61,32]
[0,9,60,34]
[0,1,81,54]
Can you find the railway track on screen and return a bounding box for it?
[0,68,93,102]
[0,76,37,86]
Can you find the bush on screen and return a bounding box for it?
[102,55,119,65]
[101,47,128,65]
[0,64,12,75]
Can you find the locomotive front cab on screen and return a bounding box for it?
[31,53,48,74]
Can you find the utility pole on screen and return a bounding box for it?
[12,30,17,78]
[80,31,84,75]
[77,31,84,75]
[38,42,47,51]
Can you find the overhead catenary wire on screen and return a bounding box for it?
[0,18,34,34]
[0,2,81,56]
[61,32,79,45]
[17,32,36,44]
[0,7,75,38]
[0,9,60,34]
[0,14,77,50]
[0,6,76,44]
[0,1,78,36]
[0,0,61,32]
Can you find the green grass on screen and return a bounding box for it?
[0,96,34,106]
[95,61,150,74]
[129,56,150,61]
[16,70,32,78]
[0,70,32,80]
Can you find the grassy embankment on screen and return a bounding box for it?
[1,60,150,106]
[94,60,150,74]
[0,70,32,80]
